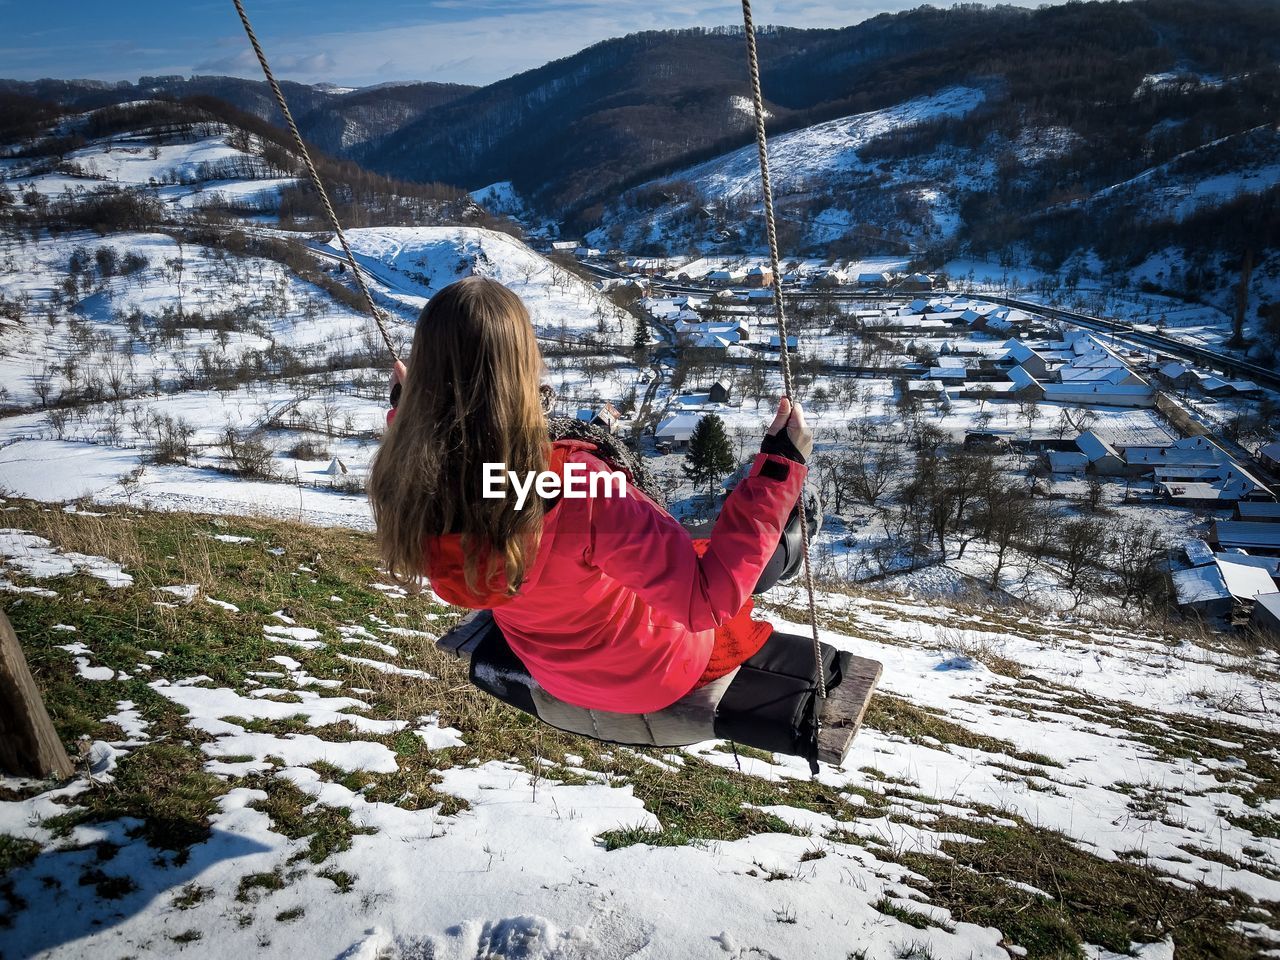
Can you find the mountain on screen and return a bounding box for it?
[0,75,477,159]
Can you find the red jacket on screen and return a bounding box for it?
[425,440,806,713]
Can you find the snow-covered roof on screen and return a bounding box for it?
[1076,430,1121,463]
[1261,440,1280,462]
[1058,365,1132,385]
[1238,502,1280,521]
[1214,552,1280,576]
[1172,565,1230,605]
[1161,481,1233,502]
[1002,340,1043,364]
[655,412,702,440]
[1216,557,1279,601]
[1006,366,1041,390]
[1213,521,1280,551]
[1184,539,1216,566]
[1158,361,1191,380]
[929,367,968,380]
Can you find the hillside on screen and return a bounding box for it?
[0,101,636,521]
[5,1,1278,305]
[1,502,1277,958]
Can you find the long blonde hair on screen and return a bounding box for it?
[368,277,548,593]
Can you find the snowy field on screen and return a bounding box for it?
[0,507,1276,959]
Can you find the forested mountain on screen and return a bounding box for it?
[0,76,475,158]
[4,0,1278,273]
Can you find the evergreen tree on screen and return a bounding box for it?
[682,413,735,496]
[632,313,650,356]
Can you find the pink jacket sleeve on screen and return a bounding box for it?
[585,453,806,631]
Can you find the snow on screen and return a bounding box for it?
[0,527,133,587]
[331,226,631,343]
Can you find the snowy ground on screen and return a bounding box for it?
[0,505,1276,959]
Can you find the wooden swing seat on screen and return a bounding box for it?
[437,611,881,769]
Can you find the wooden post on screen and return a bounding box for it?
[0,609,74,780]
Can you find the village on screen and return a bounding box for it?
[541,245,1280,635]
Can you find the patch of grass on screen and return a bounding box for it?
[875,896,951,932]
[275,906,305,922]
[237,869,287,903]
[896,814,1260,959]
[0,835,41,876]
[170,929,203,945]
[317,868,356,893]
[43,742,226,855]
[1228,812,1280,839]
[172,883,213,910]
[867,694,1061,768]
[248,778,375,866]
[78,867,137,900]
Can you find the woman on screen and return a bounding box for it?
[369,276,812,715]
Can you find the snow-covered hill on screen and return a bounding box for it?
[332,226,629,342]
[0,504,1276,959]
[0,107,636,523]
[589,86,989,254]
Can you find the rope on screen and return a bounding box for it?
[230,0,401,362]
[739,1,827,710]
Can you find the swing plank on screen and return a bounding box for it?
[816,654,882,767]
[436,611,882,767]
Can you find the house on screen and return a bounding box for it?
[765,334,799,350]
[906,380,946,399]
[709,380,731,404]
[1001,339,1050,379]
[1076,430,1126,476]
[1047,451,1089,474]
[576,403,621,434]
[857,271,893,288]
[814,268,849,288]
[1253,592,1280,638]
[1154,362,1197,389]
[1041,382,1156,408]
[1201,378,1263,399]
[745,265,773,288]
[655,412,702,450]
[1124,436,1233,472]
[706,268,747,285]
[1260,440,1280,472]
[574,247,601,259]
[1237,502,1280,522]
[1210,521,1280,555]
[964,430,1011,450]
[1159,482,1230,507]
[550,240,579,253]
[1171,565,1232,618]
[1005,364,1044,399]
[898,273,935,292]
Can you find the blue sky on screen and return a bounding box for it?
[7,1,1054,88]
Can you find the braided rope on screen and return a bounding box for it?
[231,0,401,362]
[740,0,827,704]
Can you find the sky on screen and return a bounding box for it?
[6,0,1057,89]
